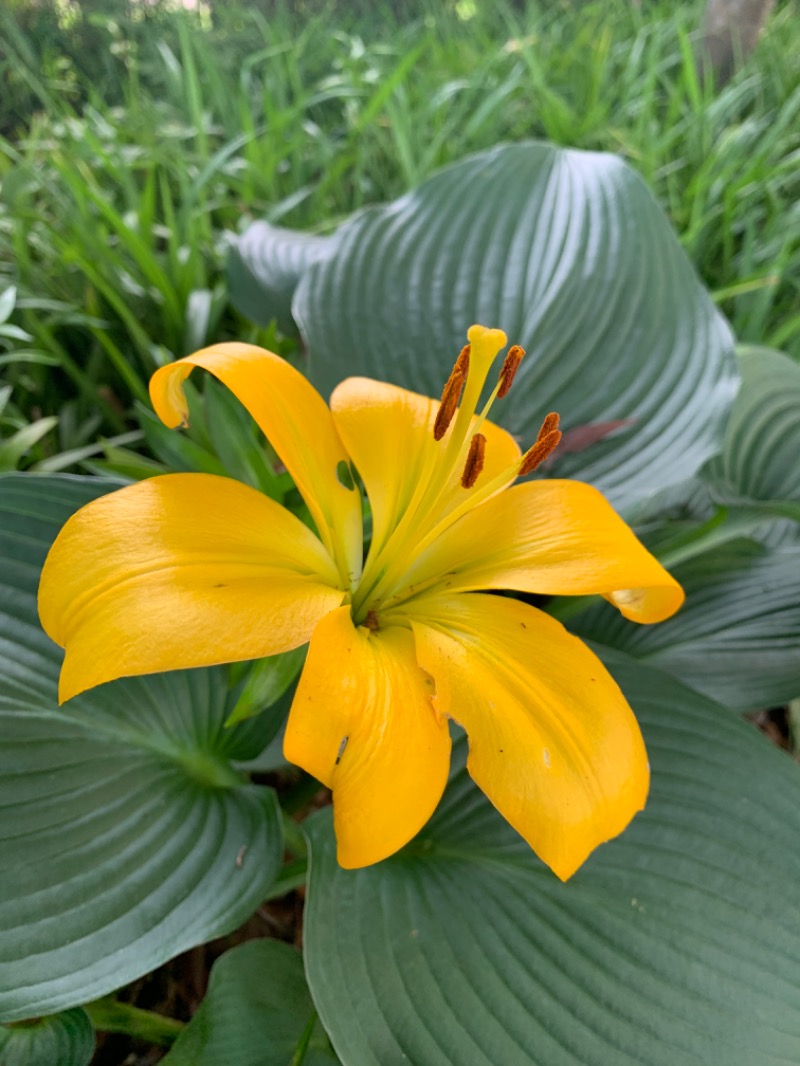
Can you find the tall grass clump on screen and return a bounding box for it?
[0,0,798,466]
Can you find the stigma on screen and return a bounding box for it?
[431,325,562,497]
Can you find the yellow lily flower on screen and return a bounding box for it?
[38,325,683,880]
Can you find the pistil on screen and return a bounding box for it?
[352,326,562,622]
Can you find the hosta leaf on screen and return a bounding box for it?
[705,346,800,510]
[162,940,338,1066]
[569,544,800,711]
[227,222,335,333]
[0,474,282,1021]
[0,1009,94,1066]
[226,647,305,727]
[276,143,736,511]
[304,651,800,1066]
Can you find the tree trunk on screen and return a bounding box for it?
[700,0,775,86]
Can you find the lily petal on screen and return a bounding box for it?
[409,592,649,881]
[284,605,451,868]
[150,343,362,586]
[39,474,345,703]
[330,377,520,555]
[399,480,683,623]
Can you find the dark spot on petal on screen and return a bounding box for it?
[335,735,349,765]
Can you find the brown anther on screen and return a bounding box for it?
[497,345,524,398]
[536,411,560,440]
[433,345,470,441]
[365,609,380,631]
[461,432,486,489]
[518,429,562,476]
[454,343,471,376]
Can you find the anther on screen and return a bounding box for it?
[497,345,524,398]
[518,429,562,476]
[433,345,470,441]
[454,343,471,377]
[537,411,560,440]
[461,432,486,488]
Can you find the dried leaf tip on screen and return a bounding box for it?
[433,344,470,441]
[461,432,486,488]
[497,345,525,398]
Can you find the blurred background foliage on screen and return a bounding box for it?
[0,0,798,471]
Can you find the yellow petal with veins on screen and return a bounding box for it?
[410,592,649,881]
[399,480,683,623]
[38,474,345,703]
[284,605,451,868]
[149,343,362,587]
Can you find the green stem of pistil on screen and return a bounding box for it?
[353,335,515,618]
[364,459,521,611]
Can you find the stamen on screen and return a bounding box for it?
[519,429,562,476]
[433,344,470,441]
[351,328,510,617]
[497,345,525,398]
[461,432,486,488]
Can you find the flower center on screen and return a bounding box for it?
[350,325,561,626]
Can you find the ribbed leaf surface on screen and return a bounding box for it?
[0,1009,94,1066]
[285,143,736,511]
[227,221,335,333]
[0,475,282,1020]
[571,545,800,711]
[706,346,800,514]
[304,652,800,1066]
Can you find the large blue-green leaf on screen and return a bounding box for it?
[705,346,800,520]
[569,544,800,711]
[568,348,800,709]
[623,347,800,555]
[227,222,335,334]
[0,475,282,1021]
[304,652,800,1066]
[229,143,738,511]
